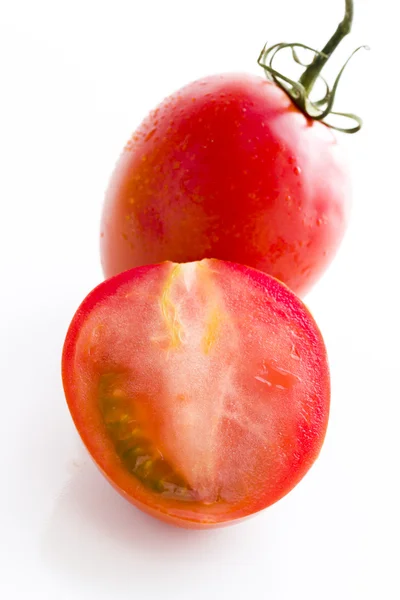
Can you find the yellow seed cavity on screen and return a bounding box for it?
[202,306,220,354]
[160,265,183,349]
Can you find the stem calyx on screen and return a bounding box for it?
[258,0,367,133]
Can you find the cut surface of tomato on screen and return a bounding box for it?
[62,259,330,528]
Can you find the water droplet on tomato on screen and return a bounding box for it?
[290,345,301,360]
[293,166,301,176]
[256,363,298,389]
[145,128,157,142]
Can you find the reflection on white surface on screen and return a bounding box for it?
[41,445,282,599]
[43,452,235,578]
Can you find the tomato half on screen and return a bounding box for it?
[100,73,351,296]
[62,259,330,528]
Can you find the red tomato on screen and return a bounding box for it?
[62,259,330,528]
[101,73,351,296]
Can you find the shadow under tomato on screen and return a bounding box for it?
[41,448,267,591]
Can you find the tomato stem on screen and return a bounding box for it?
[257,0,368,133]
[299,0,353,93]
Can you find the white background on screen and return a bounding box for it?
[1,1,399,599]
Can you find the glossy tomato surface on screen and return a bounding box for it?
[62,259,330,528]
[101,73,351,296]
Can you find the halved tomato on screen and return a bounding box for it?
[62,259,330,528]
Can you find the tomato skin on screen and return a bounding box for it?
[101,73,351,296]
[62,259,329,529]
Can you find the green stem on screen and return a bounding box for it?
[299,0,354,93]
[257,0,365,132]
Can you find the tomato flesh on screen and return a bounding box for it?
[101,73,351,296]
[62,260,330,528]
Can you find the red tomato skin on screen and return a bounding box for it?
[101,73,351,296]
[62,260,330,529]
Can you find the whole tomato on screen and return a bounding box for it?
[101,73,351,296]
[100,1,362,295]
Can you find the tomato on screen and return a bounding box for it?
[100,73,351,296]
[62,259,329,528]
